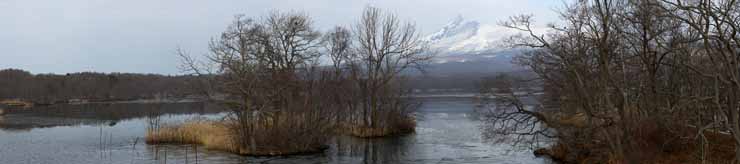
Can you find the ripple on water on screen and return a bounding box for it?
[0,98,551,164]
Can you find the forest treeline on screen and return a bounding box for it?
[478,0,740,163]
[0,69,201,104]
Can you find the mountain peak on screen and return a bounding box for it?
[422,15,532,65]
[420,15,544,70]
[448,14,465,27]
[419,15,532,74]
[425,15,515,55]
[426,15,480,42]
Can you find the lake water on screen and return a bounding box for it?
[0,98,551,164]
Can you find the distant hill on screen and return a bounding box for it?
[407,15,534,93]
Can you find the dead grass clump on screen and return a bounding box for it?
[145,120,239,152]
[147,112,332,156]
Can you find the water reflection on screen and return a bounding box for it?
[0,102,224,130]
[331,135,414,164]
[0,97,549,164]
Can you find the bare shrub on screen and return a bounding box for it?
[177,11,335,155]
[482,0,740,163]
[337,7,430,137]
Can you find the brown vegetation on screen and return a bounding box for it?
[146,120,238,153]
[146,117,330,156]
[331,7,428,137]
[0,69,202,105]
[535,121,736,164]
[0,99,33,108]
[164,7,429,156]
[479,0,740,163]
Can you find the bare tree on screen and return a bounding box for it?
[324,26,353,75]
[476,73,554,148]
[177,11,334,155]
[487,0,740,162]
[346,6,431,136]
[661,0,740,162]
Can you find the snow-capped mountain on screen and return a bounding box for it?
[408,15,535,91]
[419,15,527,75]
[424,15,523,58]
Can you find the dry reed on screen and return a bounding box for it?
[146,115,331,156]
[145,120,239,153]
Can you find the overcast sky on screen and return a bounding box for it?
[0,0,561,75]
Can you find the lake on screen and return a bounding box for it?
[0,98,551,164]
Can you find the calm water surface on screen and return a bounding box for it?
[0,98,551,164]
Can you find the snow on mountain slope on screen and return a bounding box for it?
[411,15,543,76]
[408,16,539,89]
[424,15,526,64]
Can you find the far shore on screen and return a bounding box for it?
[1,98,208,109]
